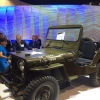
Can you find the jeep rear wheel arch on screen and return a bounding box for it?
[23,76,59,100]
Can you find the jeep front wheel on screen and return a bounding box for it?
[90,63,100,87]
[23,76,59,100]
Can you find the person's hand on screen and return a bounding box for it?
[32,48,38,50]
[32,48,35,50]
[10,48,13,51]
[34,48,38,50]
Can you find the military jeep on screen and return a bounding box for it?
[0,25,100,100]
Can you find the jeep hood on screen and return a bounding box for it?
[9,48,75,61]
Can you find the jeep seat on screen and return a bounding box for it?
[77,41,97,66]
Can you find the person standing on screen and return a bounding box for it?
[12,34,32,51]
[4,35,12,53]
[0,38,8,73]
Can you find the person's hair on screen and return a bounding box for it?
[35,35,39,37]
[16,34,22,40]
[16,34,21,37]
[4,35,7,37]
[0,33,3,35]
[32,35,35,37]
[0,38,7,44]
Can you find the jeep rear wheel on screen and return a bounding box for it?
[23,76,59,100]
[90,63,100,87]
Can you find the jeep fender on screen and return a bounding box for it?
[90,49,100,66]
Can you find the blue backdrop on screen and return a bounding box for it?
[0,5,100,45]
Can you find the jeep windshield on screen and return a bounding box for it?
[47,28,81,42]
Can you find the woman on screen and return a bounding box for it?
[4,35,12,54]
[0,38,8,73]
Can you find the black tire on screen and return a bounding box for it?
[23,76,59,100]
[79,37,95,51]
[4,67,10,74]
[82,37,95,42]
[3,66,13,82]
[90,63,100,87]
[0,67,10,84]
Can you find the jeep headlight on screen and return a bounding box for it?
[7,55,12,64]
[18,60,25,72]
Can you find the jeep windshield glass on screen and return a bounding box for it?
[47,28,80,42]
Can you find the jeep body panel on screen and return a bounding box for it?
[9,48,75,60]
[90,49,100,65]
[45,25,83,59]
[4,25,84,83]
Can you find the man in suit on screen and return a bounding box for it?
[29,35,41,49]
[12,34,32,51]
[35,35,41,49]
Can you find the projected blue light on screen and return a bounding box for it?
[0,7,7,35]
[52,22,57,40]
[10,40,32,44]
[50,5,57,9]
[66,5,81,9]
[24,6,31,39]
[0,5,97,42]
[57,5,67,9]
[33,9,39,35]
[42,15,48,40]
[6,7,15,39]
[15,7,23,37]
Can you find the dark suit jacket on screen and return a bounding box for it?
[29,39,41,49]
[5,40,12,52]
[12,40,32,51]
[35,38,41,49]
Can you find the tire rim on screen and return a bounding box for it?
[35,86,53,100]
[97,68,100,82]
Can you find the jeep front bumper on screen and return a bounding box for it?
[0,74,21,95]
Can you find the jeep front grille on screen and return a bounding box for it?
[11,57,22,78]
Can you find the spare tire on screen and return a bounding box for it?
[79,37,95,50]
[82,37,95,42]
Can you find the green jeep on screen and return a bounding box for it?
[0,25,100,100]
